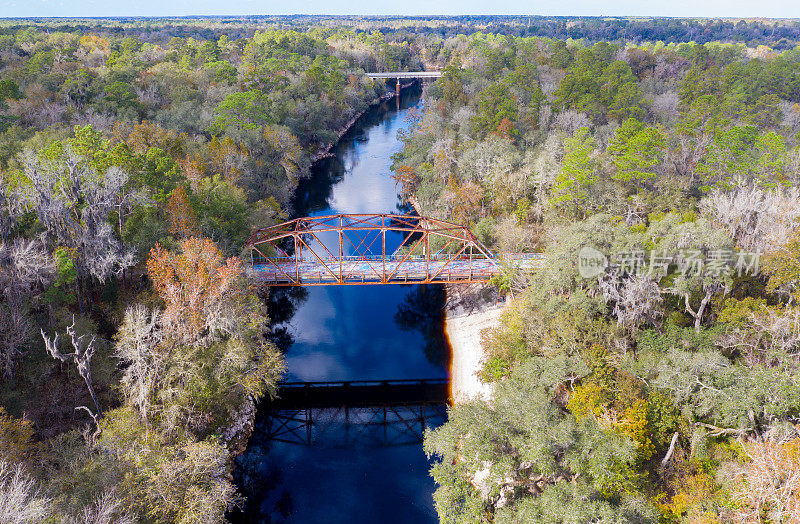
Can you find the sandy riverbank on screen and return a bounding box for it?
[402,209,506,403]
[447,305,504,402]
[443,284,506,403]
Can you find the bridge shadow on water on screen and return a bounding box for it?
[231,381,449,523]
[263,380,449,448]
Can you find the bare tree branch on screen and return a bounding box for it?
[41,317,103,418]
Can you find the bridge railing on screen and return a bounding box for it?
[249,253,542,266]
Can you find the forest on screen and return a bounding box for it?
[395,31,800,523]
[0,21,418,522]
[1,14,800,523]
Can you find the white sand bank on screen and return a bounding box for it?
[446,303,505,403]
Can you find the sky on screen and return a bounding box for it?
[1,0,799,20]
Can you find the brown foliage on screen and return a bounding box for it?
[165,185,199,239]
[207,136,247,183]
[178,156,204,185]
[111,120,188,159]
[454,181,485,223]
[494,117,515,139]
[391,165,418,196]
[146,237,243,342]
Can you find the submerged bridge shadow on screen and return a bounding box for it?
[262,379,449,447]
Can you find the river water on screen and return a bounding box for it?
[232,87,448,523]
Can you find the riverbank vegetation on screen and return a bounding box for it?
[0,20,417,521]
[390,34,800,522]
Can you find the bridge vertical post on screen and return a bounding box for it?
[338,216,343,283]
[396,78,401,109]
[382,216,386,283]
[294,235,300,284]
[469,242,473,281]
[424,227,430,282]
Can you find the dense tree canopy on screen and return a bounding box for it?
[4,15,800,523]
[392,31,800,523]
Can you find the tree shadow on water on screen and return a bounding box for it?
[263,286,309,353]
[229,450,293,524]
[394,284,449,367]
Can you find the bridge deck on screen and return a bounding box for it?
[247,213,544,286]
[269,379,450,410]
[251,254,543,286]
[366,71,442,79]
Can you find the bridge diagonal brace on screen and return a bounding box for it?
[247,213,509,286]
[385,233,427,282]
[343,228,384,280]
[253,244,299,285]
[429,242,469,282]
[298,235,341,284]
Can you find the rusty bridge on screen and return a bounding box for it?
[246,213,543,286]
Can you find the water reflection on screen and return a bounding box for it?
[395,285,449,368]
[233,86,447,523]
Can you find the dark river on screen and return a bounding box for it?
[232,86,449,523]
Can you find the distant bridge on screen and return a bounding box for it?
[246,213,543,286]
[366,71,442,80]
[367,71,442,97]
[262,379,448,447]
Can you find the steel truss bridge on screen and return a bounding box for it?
[263,379,448,447]
[366,71,443,80]
[246,213,543,286]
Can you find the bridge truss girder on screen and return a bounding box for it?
[246,213,499,286]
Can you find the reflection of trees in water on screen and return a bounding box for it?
[291,156,344,216]
[290,85,422,218]
[394,285,449,367]
[395,200,414,215]
[265,286,309,352]
[229,439,293,523]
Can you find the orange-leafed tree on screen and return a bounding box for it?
[165,185,199,239]
[130,237,283,435]
[146,237,242,342]
[392,165,418,196]
[454,181,485,223]
[495,117,516,139]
